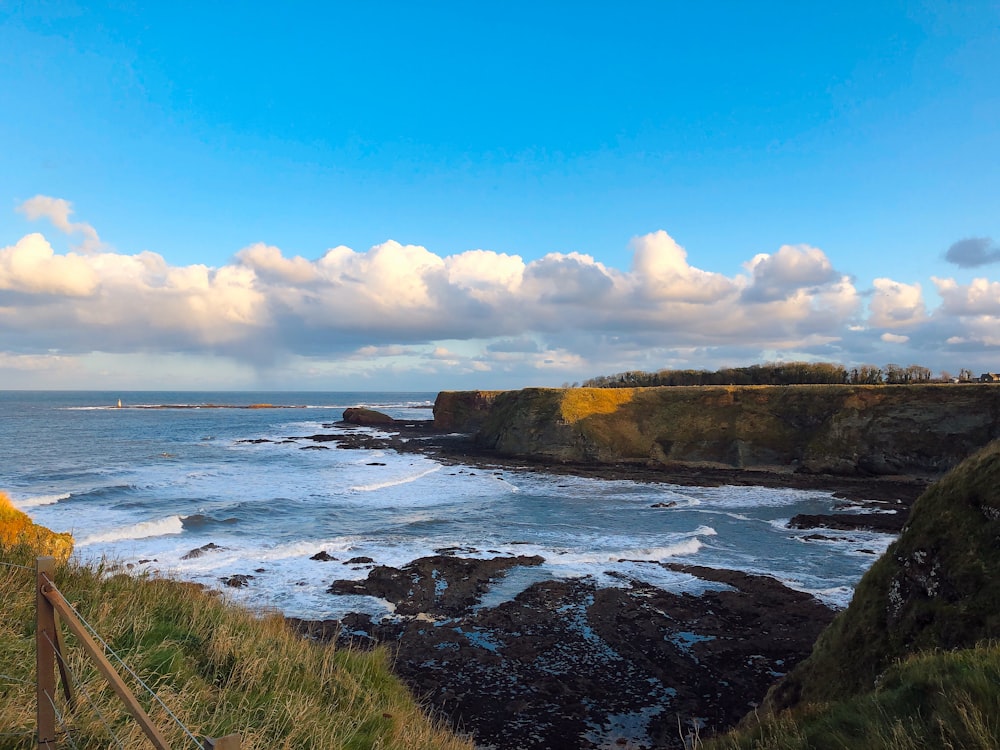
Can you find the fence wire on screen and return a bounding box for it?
[42,579,204,750]
[42,627,128,750]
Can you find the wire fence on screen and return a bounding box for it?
[0,555,243,749]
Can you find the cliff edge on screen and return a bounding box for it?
[436,385,1000,477]
[764,437,1000,709]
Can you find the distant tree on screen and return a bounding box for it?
[906,364,933,383]
[885,363,906,384]
[849,365,884,385]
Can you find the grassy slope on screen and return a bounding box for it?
[0,494,471,750]
[705,440,1000,749]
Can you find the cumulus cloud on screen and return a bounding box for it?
[0,234,99,296]
[945,237,1000,268]
[742,244,839,303]
[17,196,103,252]
[932,276,1000,316]
[7,198,1000,385]
[868,278,926,328]
[631,231,734,303]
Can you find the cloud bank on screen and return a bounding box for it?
[1,196,997,387]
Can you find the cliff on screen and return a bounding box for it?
[708,439,1000,748]
[435,385,1000,477]
[764,436,1000,709]
[433,390,506,432]
[0,491,73,562]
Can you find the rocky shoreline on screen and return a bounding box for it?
[289,554,836,750]
[232,416,926,749]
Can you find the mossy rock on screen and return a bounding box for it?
[766,438,1000,709]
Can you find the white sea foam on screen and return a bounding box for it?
[12,492,70,508]
[349,465,442,492]
[79,515,185,545]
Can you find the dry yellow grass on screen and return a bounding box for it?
[559,387,637,423]
[0,492,73,562]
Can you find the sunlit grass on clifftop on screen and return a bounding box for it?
[0,492,73,563]
[0,502,472,750]
[559,387,638,423]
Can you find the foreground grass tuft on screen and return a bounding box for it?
[704,642,1000,749]
[0,529,471,749]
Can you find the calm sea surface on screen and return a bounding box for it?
[1,391,895,618]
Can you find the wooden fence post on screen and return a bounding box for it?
[36,556,57,750]
[40,580,172,750]
[203,734,242,749]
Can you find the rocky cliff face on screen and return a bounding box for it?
[432,390,506,432]
[435,385,1000,477]
[0,492,73,562]
[763,437,1000,710]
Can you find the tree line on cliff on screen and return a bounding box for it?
[579,362,975,388]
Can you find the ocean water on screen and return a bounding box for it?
[1,391,897,618]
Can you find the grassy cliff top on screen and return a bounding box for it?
[0,498,471,750]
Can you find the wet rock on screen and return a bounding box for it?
[343,556,375,565]
[650,501,678,508]
[310,550,338,561]
[181,542,222,560]
[220,574,254,588]
[789,512,906,532]
[301,564,833,750]
[328,554,545,618]
[301,445,329,451]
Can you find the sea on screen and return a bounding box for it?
[1,391,897,619]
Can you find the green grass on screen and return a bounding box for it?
[0,539,472,750]
[703,642,1000,750]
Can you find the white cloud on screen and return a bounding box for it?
[17,196,103,253]
[6,197,1000,386]
[0,234,99,296]
[236,243,319,284]
[868,278,926,328]
[631,230,735,303]
[880,332,910,343]
[742,244,839,303]
[932,276,1000,316]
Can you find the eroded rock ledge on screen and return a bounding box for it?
[291,554,834,750]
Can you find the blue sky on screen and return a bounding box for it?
[1,1,998,390]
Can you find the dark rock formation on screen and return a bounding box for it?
[432,390,505,432]
[342,407,396,426]
[328,554,544,618]
[788,511,907,533]
[181,542,223,560]
[220,574,254,588]
[297,555,834,750]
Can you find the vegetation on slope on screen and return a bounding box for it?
[705,643,1000,749]
[0,493,73,562]
[703,439,1000,749]
[0,493,471,750]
